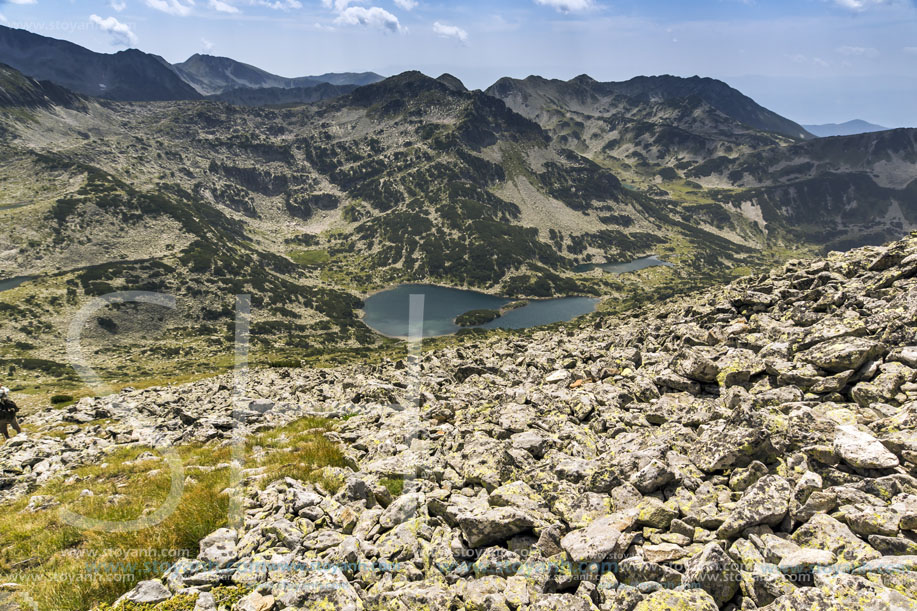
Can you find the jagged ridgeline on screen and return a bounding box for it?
[1,60,917,391]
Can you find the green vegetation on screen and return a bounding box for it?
[289,248,331,267]
[0,417,343,611]
[379,477,405,498]
[455,309,501,327]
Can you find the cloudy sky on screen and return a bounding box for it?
[1,0,915,126]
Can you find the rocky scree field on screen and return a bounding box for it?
[1,234,917,610]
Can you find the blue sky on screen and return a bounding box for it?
[1,0,915,126]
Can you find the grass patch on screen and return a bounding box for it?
[0,417,343,611]
[288,249,330,267]
[379,477,405,498]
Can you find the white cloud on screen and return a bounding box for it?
[5,0,38,5]
[394,0,417,9]
[144,0,195,16]
[90,14,138,46]
[322,0,363,10]
[335,6,402,32]
[201,37,214,50]
[255,0,301,8]
[831,0,901,10]
[836,45,879,57]
[110,0,127,11]
[209,0,239,12]
[534,0,594,12]
[788,53,830,67]
[433,21,467,43]
[0,13,6,23]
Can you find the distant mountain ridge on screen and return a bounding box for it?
[803,119,889,138]
[209,83,360,106]
[173,53,383,96]
[487,74,813,141]
[0,26,383,102]
[0,25,200,101]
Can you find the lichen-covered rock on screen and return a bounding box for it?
[683,542,741,605]
[458,507,535,548]
[762,570,917,610]
[791,513,882,565]
[717,475,792,539]
[800,337,884,373]
[114,580,171,606]
[197,528,238,569]
[633,588,720,611]
[833,425,900,470]
[560,514,623,564]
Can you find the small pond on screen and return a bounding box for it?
[0,276,32,292]
[574,255,673,274]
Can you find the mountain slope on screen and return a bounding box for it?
[173,53,383,95]
[607,75,814,140]
[687,128,917,249]
[208,83,358,106]
[804,119,889,137]
[1,66,915,394]
[0,63,83,109]
[0,25,200,101]
[488,74,813,142]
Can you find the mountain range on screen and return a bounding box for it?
[0,25,383,102]
[0,26,915,394]
[803,119,889,138]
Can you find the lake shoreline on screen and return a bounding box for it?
[359,284,600,339]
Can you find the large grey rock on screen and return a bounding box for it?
[560,514,623,564]
[683,542,740,605]
[800,337,883,373]
[834,425,900,470]
[197,528,237,568]
[791,513,881,565]
[115,580,171,605]
[274,566,363,610]
[379,492,424,529]
[633,589,719,611]
[717,475,792,539]
[458,507,534,548]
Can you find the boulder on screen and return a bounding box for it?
[716,475,793,539]
[115,580,171,606]
[458,507,534,548]
[560,514,623,564]
[683,542,740,605]
[633,589,719,611]
[800,337,883,373]
[197,528,237,569]
[791,513,881,565]
[833,426,900,470]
